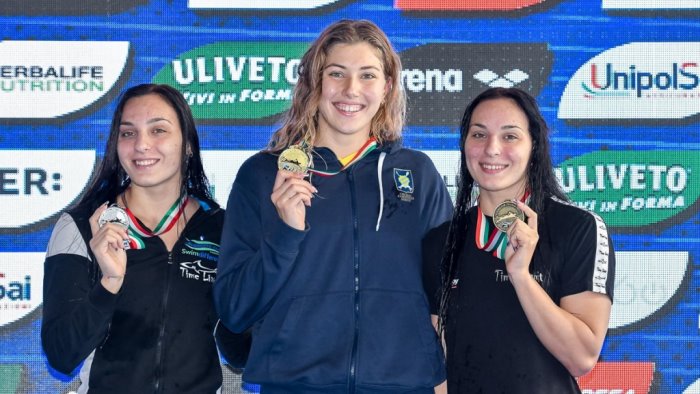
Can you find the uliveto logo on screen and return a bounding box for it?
[0,150,95,229]
[558,42,700,121]
[0,253,44,328]
[152,42,307,122]
[554,150,699,229]
[188,0,343,9]
[400,43,552,125]
[0,41,130,119]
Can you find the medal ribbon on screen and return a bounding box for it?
[474,191,530,260]
[307,138,378,177]
[125,194,189,250]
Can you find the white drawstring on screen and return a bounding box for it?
[375,152,386,231]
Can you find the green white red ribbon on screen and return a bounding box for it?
[125,194,189,250]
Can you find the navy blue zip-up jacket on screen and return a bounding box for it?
[214,142,453,393]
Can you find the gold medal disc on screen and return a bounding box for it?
[277,145,309,174]
[493,200,525,232]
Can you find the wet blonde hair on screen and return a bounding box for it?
[268,19,406,151]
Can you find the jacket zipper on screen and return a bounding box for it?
[154,249,174,393]
[347,170,360,393]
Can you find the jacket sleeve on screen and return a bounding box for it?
[41,213,119,374]
[213,156,307,333]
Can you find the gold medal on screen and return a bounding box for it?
[493,200,525,232]
[277,145,309,174]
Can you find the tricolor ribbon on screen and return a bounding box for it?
[474,191,530,260]
[125,194,189,250]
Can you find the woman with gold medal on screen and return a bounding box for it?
[214,19,453,394]
[422,87,616,393]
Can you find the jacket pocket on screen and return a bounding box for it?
[357,290,444,388]
[263,292,355,385]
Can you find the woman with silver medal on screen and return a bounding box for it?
[422,88,616,393]
[41,84,247,393]
[214,20,452,394]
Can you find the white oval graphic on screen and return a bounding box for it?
[0,150,95,228]
[188,0,342,9]
[0,252,45,328]
[0,41,129,119]
[558,42,700,120]
[610,251,689,329]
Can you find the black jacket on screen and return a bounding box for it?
[42,198,245,393]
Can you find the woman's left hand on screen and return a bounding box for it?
[504,200,539,276]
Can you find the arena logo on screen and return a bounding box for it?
[152,42,308,122]
[399,43,552,125]
[188,0,343,8]
[0,253,44,328]
[602,0,700,10]
[0,150,95,229]
[0,41,130,120]
[610,251,689,330]
[473,69,529,88]
[578,362,655,394]
[554,150,699,229]
[394,0,546,11]
[558,43,700,121]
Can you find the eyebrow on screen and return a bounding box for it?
[324,63,382,72]
[469,123,525,131]
[120,117,173,126]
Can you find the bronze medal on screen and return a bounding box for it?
[493,200,525,232]
[277,145,309,174]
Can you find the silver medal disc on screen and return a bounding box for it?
[98,204,131,249]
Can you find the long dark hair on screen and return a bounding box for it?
[74,83,211,214]
[437,87,568,335]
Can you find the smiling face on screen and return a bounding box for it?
[316,41,390,153]
[116,93,184,194]
[465,97,533,204]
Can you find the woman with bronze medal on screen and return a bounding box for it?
[422,88,616,393]
[41,84,247,393]
[214,20,453,393]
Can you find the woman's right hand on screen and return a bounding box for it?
[89,203,129,294]
[271,170,317,231]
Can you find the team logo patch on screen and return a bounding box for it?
[179,260,216,283]
[394,168,415,202]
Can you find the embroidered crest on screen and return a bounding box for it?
[393,168,415,202]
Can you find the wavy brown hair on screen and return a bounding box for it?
[268,19,405,151]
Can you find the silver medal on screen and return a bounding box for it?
[98,204,131,249]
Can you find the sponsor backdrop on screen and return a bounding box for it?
[0,0,698,393]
